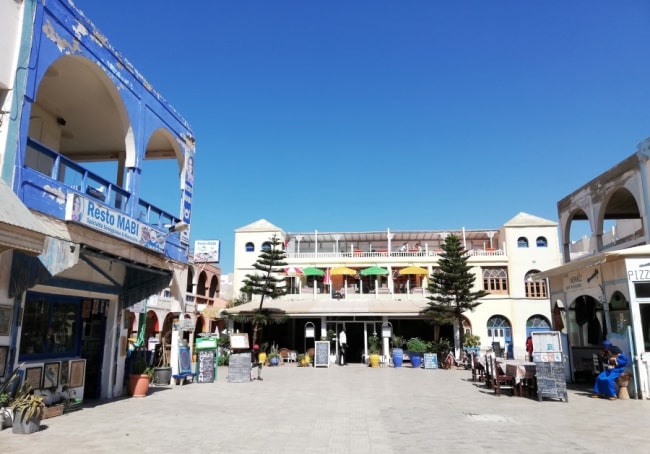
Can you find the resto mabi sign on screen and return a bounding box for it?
[65,193,165,253]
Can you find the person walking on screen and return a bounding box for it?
[251,344,263,381]
[339,327,347,366]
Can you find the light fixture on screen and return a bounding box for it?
[382,322,392,339]
[165,221,189,233]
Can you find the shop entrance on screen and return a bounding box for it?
[327,320,383,364]
[81,302,107,400]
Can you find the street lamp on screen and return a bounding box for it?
[382,322,393,339]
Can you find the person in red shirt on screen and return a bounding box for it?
[525,335,533,362]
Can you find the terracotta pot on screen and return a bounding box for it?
[129,374,151,397]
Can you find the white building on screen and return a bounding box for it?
[229,213,561,364]
[537,138,650,399]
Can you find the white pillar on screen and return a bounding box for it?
[170,330,181,376]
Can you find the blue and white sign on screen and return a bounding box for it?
[65,193,165,253]
[193,240,220,263]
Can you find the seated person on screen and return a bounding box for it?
[592,340,627,400]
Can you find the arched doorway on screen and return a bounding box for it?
[568,295,604,347]
[487,315,512,358]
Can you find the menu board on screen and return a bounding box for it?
[197,350,215,383]
[227,352,252,383]
[534,360,568,402]
[314,341,330,368]
[424,353,438,369]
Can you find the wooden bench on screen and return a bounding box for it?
[172,372,195,385]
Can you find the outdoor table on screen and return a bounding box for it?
[498,359,536,396]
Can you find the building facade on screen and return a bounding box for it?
[537,138,650,399]
[230,214,561,363]
[1,1,197,399]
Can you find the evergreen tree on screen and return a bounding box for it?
[424,234,487,357]
[238,234,288,347]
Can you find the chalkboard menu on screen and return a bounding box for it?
[424,353,438,369]
[197,350,215,383]
[314,341,330,368]
[227,352,252,383]
[534,360,568,402]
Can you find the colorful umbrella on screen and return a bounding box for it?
[284,266,303,276]
[303,267,325,277]
[360,266,389,276]
[331,266,357,276]
[398,266,428,275]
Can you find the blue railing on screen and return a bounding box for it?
[24,138,180,230]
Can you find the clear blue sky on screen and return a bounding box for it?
[75,1,650,274]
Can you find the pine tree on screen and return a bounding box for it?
[424,234,487,357]
[239,234,288,347]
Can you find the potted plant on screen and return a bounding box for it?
[367,335,381,367]
[10,383,45,434]
[129,353,153,397]
[298,353,310,367]
[406,337,427,368]
[153,332,173,385]
[0,392,11,430]
[258,341,269,365]
[267,343,281,366]
[391,335,405,367]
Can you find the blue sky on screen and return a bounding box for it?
[75,1,650,274]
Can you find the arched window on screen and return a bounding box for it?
[261,242,271,251]
[483,268,508,293]
[536,236,548,247]
[525,270,547,298]
[526,315,551,331]
[609,291,631,335]
[517,237,529,248]
[245,242,255,252]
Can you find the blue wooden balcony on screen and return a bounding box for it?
[19,138,187,262]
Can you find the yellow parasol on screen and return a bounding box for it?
[330,266,357,275]
[398,266,428,275]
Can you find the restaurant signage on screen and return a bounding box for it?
[65,193,164,253]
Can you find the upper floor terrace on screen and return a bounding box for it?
[6,1,195,263]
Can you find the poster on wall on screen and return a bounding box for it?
[24,366,43,390]
[42,362,60,389]
[0,305,13,336]
[69,359,86,388]
[0,346,8,378]
[60,360,69,386]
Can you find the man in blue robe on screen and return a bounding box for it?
[592,340,627,400]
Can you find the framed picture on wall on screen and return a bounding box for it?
[42,362,60,389]
[60,360,69,386]
[69,359,86,388]
[0,345,8,378]
[24,366,43,390]
[0,305,13,336]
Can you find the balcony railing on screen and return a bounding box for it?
[287,249,505,260]
[24,138,181,230]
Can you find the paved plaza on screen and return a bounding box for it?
[1,364,648,453]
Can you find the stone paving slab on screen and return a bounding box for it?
[1,364,648,453]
